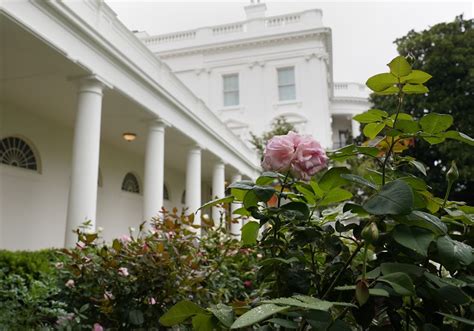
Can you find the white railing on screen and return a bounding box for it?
[145,31,196,45]
[212,23,244,35]
[265,14,301,27]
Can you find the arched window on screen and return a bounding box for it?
[0,136,39,171]
[164,184,170,201]
[122,172,140,194]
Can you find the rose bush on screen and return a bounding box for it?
[161,56,474,331]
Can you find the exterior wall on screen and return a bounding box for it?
[160,37,333,147]
[0,103,187,250]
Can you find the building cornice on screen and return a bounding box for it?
[156,27,332,59]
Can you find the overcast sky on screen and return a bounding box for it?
[106,0,473,84]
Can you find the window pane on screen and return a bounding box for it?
[279,85,296,101]
[278,67,295,86]
[224,91,239,106]
[223,74,239,91]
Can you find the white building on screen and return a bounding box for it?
[139,2,370,148]
[0,0,368,251]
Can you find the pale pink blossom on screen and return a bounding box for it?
[118,267,129,277]
[291,136,328,180]
[148,297,157,305]
[76,241,86,250]
[55,262,64,269]
[262,131,327,181]
[93,323,104,331]
[119,234,131,244]
[65,279,75,288]
[262,132,298,173]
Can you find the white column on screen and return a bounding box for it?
[230,173,243,238]
[351,118,361,138]
[143,119,166,222]
[65,77,105,247]
[211,160,226,228]
[185,145,202,232]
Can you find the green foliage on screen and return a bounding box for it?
[0,249,59,280]
[162,56,474,330]
[370,16,474,203]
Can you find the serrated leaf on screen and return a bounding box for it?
[388,56,412,77]
[409,160,426,176]
[353,109,388,123]
[241,221,259,246]
[437,235,473,268]
[340,174,378,190]
[363,180,413,215]
[403,210,447,235]
[378,272,415,296]
[230,304,290,329]
[366,73,398,92]
[363,122,385,139]
[319,167,350,191]
[443,130,474,146]
[420,113,453,134]
[319,188,353,206]
[401,70,432,84]
[402,84,429,94]
[159,301,206,326]
[393,224,434,257]
[209,304,233,328]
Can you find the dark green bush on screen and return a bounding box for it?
[0,249,60,280]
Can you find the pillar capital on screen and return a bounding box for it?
[69,74,113,94]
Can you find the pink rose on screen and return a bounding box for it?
[104,291,114,300]
[118,267,129,277]
[65,279,75,288]
[262,132,300,172]
[291,136,328,180]
[148,297,157,305]
[262,131,327,180]
[93,323,104,331]
[119,235,131,245]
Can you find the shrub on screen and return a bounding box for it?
[161,56,474,330]
[56,209,261,329]
[0,249,59,281]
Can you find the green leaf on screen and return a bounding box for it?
[363,180,414,215]
[366,73,398,92]
[192,314,215,331]
[319,188,353,206]
[243,190,259,209]
[388,56,412,77]
[395,119,419,134]
[268,318,298,329]
[443,130,474,146]
[230,304,290,329]
[437,313,474,326]
[380,263,424,278]
[375,86,399,95]
[159,301,206,326]
[409,160,427,176]
[309,180,324,198]
[353,109,388,123]
[292,295,355,308]
[252,186,276,203]
[281,201,310,219]
[209,304,234,328]
[241,221,259,246]
[231,188,248,202]
[340,174,378,190]
[363,122,385,139]
[262,297,333,311]
[295,183,316,204]
[228,180,254,190]
[420,113,453,134]
[437,285,471,305]
[378,272,415,296]
[198,196,234,211]
[436,235,473,268]
[256,172,280,185]
[392,225,434,257]
[402,84,429,94]
[319,167,350,191]
[403,211,447,235]
[231,207,251,216]
[401,70,432,84]
[129,310,144,326]
[335,285,389,297]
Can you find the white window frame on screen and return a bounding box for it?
[222,73,240,107]
[277,66,296,102]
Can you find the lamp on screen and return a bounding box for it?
[123,132,137,142]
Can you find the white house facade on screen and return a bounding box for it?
[139,2,370,149]
[0,1,369,251]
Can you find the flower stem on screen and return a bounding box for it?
[382,92,404,186]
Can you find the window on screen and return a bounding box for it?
[122,172,140,194]
[223,74,239,107]
[0,136,39,171]
[277,67,296,101]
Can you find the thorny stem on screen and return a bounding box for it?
[322,242,364,300]
[382,92,404,186]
